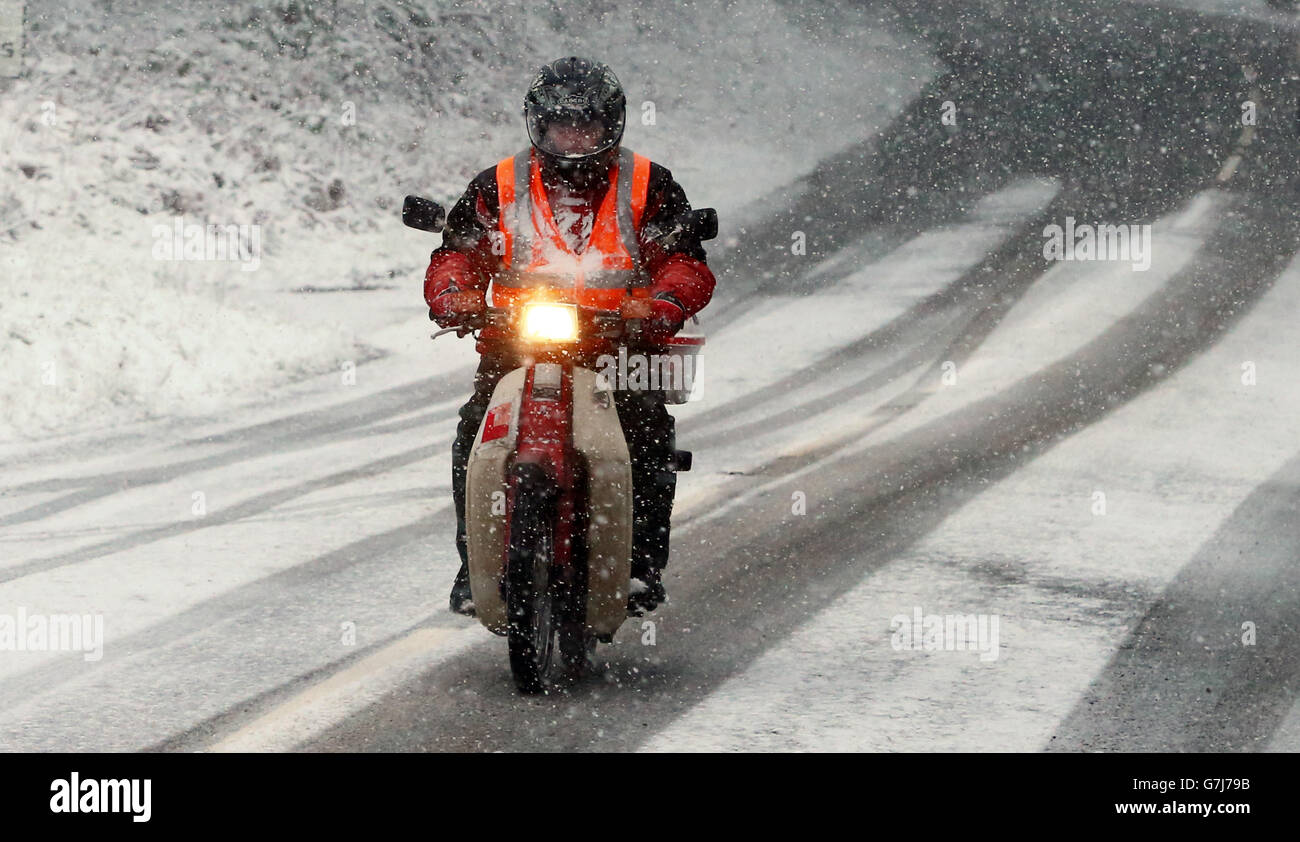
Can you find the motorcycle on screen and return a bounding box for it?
[404,195,716,693]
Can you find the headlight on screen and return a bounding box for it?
[520,302,579,342]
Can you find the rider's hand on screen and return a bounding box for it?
[619,297,654,320]
[624,295,685,342]
[429,289,487,328]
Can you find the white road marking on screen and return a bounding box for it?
[207,625,479,752]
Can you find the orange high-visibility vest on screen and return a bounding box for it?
[492,147,651,310]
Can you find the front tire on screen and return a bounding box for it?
[506,465,560,693]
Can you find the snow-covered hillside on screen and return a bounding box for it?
[1,0,932,442]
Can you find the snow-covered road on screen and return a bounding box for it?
[3,0,1300,752]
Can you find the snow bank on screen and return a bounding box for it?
[0,222,355,441]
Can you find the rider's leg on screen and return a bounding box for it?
[449,352,512,615]
[615,387,676,614]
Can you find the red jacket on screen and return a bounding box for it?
[424,151,715,342]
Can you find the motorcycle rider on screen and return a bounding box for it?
[424,57,716,617]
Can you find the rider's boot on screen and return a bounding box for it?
[450,556,475,616]
[626,498,671,617]
[627,566,666,617]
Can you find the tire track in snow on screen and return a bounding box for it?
[1049,449,1300,752]
[0,374,468,528]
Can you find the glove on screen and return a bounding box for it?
[429,289,486,328]
[621,295,685,342]
[647,255,715,316]
[424,251,486,327]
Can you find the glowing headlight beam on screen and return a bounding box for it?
[520,303,579,342]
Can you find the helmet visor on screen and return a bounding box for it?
[527,111,621,160]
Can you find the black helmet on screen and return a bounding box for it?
[524,57,625,182]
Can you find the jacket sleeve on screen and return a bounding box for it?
[637,162,717,319]
[423,166,501,311]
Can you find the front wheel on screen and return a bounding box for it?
[506,465,560,693]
